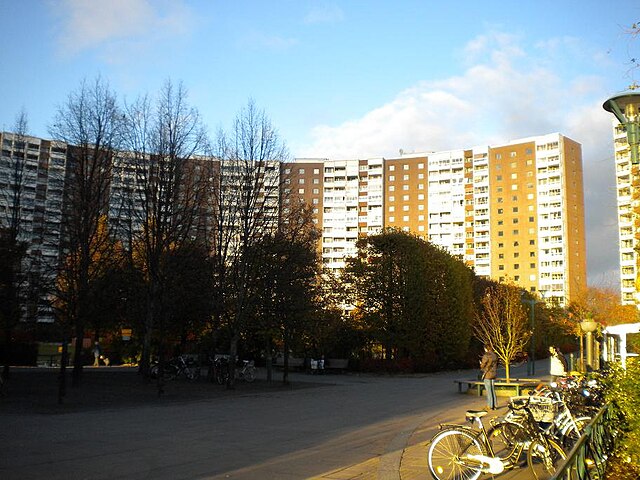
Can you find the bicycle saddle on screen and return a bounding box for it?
[465,410,488,419]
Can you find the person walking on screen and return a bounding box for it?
[480,345,498,410]
[549,346,567,382]
[93,342,101,367]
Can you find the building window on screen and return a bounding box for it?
[389,175,395,181]
[389,206,395,212]
[498,231,504,236]
[299,178,305,184]
[298,188,305,194]
[389,186,395,192]
[389,165,395,171]
[299,168,305,174]
[497,208,503,214]
[403,164,409,170]
[403,174,409,180]
[512,207,519,213]
[403,185,409,190]
[499,265,505,270]
[314,168,320,174]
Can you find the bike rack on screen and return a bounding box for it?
[550,402,623,479]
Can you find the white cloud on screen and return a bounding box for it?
[239,31,299,51]
[299,31,621,286]
[304,5,345,24]
[53,0,193,57]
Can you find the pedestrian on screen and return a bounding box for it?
[480,345,498,410]
[549,346,567,382]
[93,342,101,367]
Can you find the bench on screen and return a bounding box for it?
[325,358,349,372]
[274,357,304,369]
[454,378,541,397]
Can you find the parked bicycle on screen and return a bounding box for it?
[504,391,591,451]
[208,355,230,385]
[150,355,200,381]
[236,359,256,382]
[427,396,566,480]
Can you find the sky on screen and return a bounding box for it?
[1,0,639,289]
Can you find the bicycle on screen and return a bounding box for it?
[208,355,230,385]
[427,397,566,480]
[507,390,591,450]
[150,355,200,381]
[236,359,256,382]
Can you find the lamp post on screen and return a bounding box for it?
[580,319,598,371]
[603,89,640,165]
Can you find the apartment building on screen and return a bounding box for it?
[295,133,587,305]
[1,130,587,322]
[611,121,639,305]
[0,132,68,321]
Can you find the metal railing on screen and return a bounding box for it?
[551,402,623,479]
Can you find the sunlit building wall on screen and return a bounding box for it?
[293,133,586,305]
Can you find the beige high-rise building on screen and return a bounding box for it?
[611,120,639,305]
[295,132,587,305]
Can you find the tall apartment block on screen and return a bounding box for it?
[0,132,68,321]
[611,121,639,305]
[293,133,586,305]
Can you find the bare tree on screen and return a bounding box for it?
[122,80,208,388]
[473,282,531,382]
[0,110,30,380]
[209,99,289,387]
[49,77,123,386]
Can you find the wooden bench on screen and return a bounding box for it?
[325,358,349,372]
[454,378,540,397]
[274,357,304,369]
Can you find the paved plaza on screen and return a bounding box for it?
[0,362,547,479]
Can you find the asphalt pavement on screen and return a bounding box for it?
[0,360,550,480]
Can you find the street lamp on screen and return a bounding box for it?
[603,89,640,164]
[580,318,598,371]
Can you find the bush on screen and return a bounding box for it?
[603,359,640,477]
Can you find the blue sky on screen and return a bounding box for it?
[1,0,639,287]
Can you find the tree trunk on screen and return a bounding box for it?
[58,336,69,404]
[227,334,238,389]
[71,322,84,387]
[282,329,290,386]
[2,329,12,381]
[505,362,511,383]
[265,337,272,383]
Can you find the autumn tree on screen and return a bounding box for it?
[474,282,531,381]
[52,216,124,401]
[208,99,289,387]
[121,80,208,385]
[250,200,322,384]
[49,77,123,386]
[344,229,473,371]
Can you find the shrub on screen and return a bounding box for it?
[603,359,640,478]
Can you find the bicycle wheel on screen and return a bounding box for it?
[527,437,566,480]
[427,428,486,480]
[244,367,255,382]
[487,421,528,462]
[559,416,590,449]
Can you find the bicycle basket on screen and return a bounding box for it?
[510,396,556,423]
